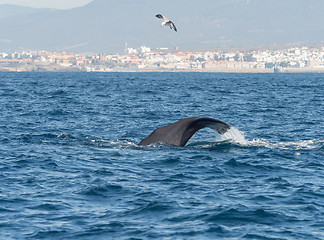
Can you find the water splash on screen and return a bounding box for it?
[221,127,249,145]
[220,127,323,150]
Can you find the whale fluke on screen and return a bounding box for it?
[139,117,231,147]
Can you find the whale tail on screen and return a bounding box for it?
[139,117,231,147]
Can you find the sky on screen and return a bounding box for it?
[0,0,92,9]
[0,0,323,52]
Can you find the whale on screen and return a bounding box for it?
[139,117,231,147]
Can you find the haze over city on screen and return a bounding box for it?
[0,0,324,53]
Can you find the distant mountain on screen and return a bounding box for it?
[0,0,324,53]
[0,4,45,19]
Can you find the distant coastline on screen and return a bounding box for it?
[3,68,324,73]
[1,45,324,73]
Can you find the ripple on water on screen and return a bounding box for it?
[1,72,323,240]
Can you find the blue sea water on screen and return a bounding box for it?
[0,72,323,240]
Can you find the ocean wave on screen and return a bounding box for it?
[80,183,124,197]
[205,208,297,226]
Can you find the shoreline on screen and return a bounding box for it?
[1,67,324,73]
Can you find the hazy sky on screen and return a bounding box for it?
[0,0,92,9]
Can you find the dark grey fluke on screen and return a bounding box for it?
[139,117,231,147]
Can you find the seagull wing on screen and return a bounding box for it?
[156,14,169,22]
[170,21,177,32]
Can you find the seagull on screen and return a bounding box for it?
[156,14,177,32]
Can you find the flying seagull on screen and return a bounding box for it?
[156,14,177,32]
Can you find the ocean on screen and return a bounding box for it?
[0,72,323,239]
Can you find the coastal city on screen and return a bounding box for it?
[1,45,324,73]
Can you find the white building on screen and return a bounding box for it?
[140,46,151,54]
[126,48,138,55]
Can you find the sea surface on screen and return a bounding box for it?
[0,72,323,240]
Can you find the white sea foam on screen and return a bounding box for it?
[247,138,323,150]
[221,127,323,150]
[85,137,138,149]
